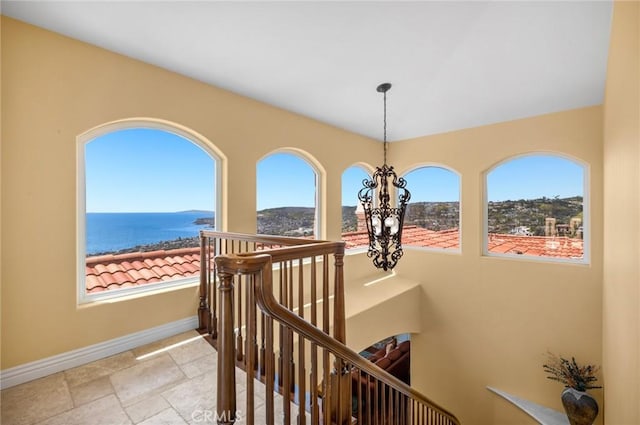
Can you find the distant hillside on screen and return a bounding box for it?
[217,197,584,238]
[343,196,582,236]
[488,196,583,235]
[342,206,357,232]
[257,206,315,236]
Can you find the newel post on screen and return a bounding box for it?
[198,232,211,332]
[216,268,236,425]
[331,248,351,424]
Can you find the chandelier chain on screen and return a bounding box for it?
[383,88,388,166]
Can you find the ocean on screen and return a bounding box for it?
[86,212,213,255]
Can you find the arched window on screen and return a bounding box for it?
[401,166,461,251]
[257,152,318,238]
[78,121,219,302]
[341,165,372,250]
[485,154,586,262]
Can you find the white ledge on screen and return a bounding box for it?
[487,386,569,425]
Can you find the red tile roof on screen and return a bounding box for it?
[487,233,583,259]
[85,228,583,293]
[85,247,201,293]
[342,226,583,259]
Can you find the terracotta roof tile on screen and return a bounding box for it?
[86,229,584,294]
[85,247,201,294]
[130,260,146,270]
[342,227,583,259]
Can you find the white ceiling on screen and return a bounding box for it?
[2,1,613,141]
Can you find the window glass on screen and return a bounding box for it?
[83,127,216,296]
[257,152,317,237]
[402,166,460,250]
[486,154,585,261]
[341,165,371,249]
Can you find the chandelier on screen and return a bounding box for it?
[358,83,411,271]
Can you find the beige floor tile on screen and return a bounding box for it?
[64,351,137,387]
[166,336,215,365]
[35,394,131,425]
[179,352,217,379]
[110,354,186,406]
[161,371,216,421]
[68,375,114,407]
[137,407,188,425]
[132,331,202,361]
[0,372,73,425]
[125,395,171,424]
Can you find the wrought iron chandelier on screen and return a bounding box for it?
[358,83,411,271]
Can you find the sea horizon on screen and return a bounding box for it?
[86,211,214,255]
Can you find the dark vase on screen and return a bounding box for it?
[561,387,598,425]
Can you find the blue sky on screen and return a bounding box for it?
[86,129,584,212]
[85,129,215,213]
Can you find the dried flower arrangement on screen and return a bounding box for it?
[543,352,602,392]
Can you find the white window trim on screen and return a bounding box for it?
[482,153,590,265]
[76,118,223,305]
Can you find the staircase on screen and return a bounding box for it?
[197,231,460,425]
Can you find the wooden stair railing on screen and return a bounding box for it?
[202,232,459,425]
[198,230,346,348]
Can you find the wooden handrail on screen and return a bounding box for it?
[216,253,460,425]
[200,229,327,246]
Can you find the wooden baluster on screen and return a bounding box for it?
[265,315,275,425]
[245,274,256,425]
[216,268,236,425]
[211,237,219,339]
[277,261,285,388]
[282,325,291,425]
[322,349,330,425]
[310,256,317,328]
[322,255,329,335]
[333,251,345,344]
[198,233,210,332]
[259,311,266,376]
[288,260,295,393]
[366,374,372,425]
[310,341,319,425]
[236,274,243,362]
[297,258,306,425]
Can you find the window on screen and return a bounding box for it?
[401,166,461,251]
[78,121,220,302]
[341,165,372,250]
[485,154,586,262]
[257,152,318,238]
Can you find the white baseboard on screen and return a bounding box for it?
[0,316,199,390]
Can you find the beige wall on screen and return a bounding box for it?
[603,2,640,424]
[1,10,628,424]
[392,107,604,424]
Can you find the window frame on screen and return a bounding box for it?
[76,118,223,304]
[482,152,590,265]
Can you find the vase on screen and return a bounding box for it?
[561,387,598,425]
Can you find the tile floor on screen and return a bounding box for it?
[0,330,304,425]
